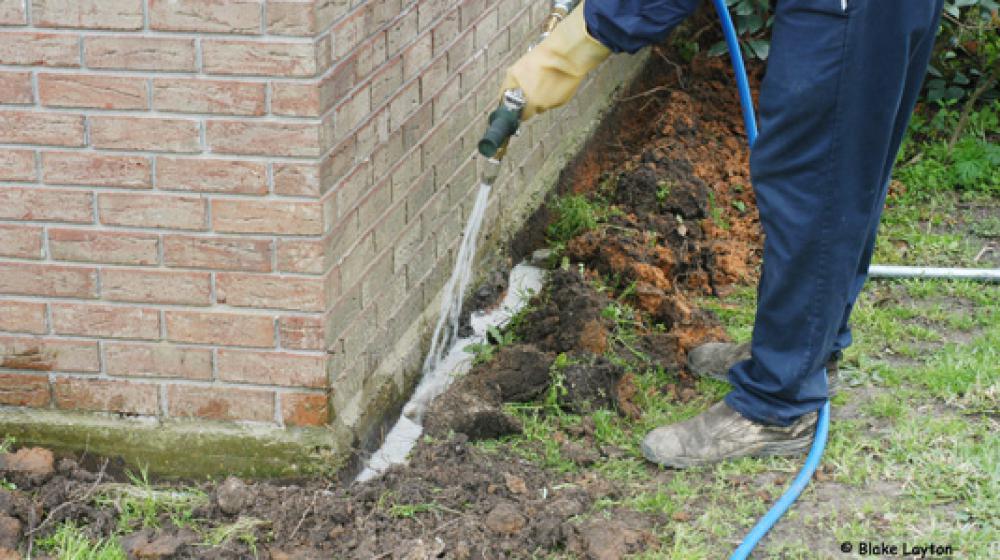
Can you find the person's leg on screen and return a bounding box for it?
[644,0,942,466]
[830,25,943,356]
[724,0,943,427]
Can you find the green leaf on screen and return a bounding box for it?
[747,39,770,60]
[708,41,729,57]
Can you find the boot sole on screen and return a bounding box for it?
[641,436,813,469]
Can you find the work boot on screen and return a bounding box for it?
[687,342,840,395]
[641,401,817,468]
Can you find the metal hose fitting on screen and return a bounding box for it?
[477,88,526,160]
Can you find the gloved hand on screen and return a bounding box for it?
[501,0,611,120]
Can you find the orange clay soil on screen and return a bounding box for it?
[555,48,764,356]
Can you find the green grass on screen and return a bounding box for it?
[485,101,999,558]
[93,469,208,533]
[35,523,127,560]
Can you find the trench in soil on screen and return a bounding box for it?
[2,20,771,559]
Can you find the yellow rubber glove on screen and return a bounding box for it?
[501,1,611,120]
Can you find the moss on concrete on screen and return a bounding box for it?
[0,408,352,479]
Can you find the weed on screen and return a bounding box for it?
[706,191,730,230]
[201,517,267,554]
[389,502,439,518]
[94,469,208,532]
[656,179,672,203]
[464,325,517,366]
[36,523,126,560]
[544,353,572,414]
[547,195,600,243]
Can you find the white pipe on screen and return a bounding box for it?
[868,265,1000,282]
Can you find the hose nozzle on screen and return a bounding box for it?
[477,88,526,160]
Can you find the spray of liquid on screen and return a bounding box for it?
[419,180,493,391]
[357,163,543,482]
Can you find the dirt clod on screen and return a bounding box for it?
[484,501,527,534]
[561,441,599,467]
[122,530,194,560]
[503,473,528,495]
[0,515,20,549]
[215,476,249,515]
[0,447,55,487]
[560,358,625,414]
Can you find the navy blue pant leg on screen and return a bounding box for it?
[725,0,943,426]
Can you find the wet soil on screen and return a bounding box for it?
[1,23,769,560]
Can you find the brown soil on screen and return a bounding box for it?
[1,26,768,560]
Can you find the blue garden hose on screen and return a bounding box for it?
[710,1,833,558]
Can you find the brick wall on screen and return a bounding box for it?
[1,0,643,461]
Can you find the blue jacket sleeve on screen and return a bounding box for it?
[585,0,702,54]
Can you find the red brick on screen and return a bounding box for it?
[0,224,43,259]
[211,199,323,235]
[102,269,211,306]
[270,81,322,117]
[202,40,322,77]
[206,120,323,157]
[385,14,414,63]
[163,235,272,272]
[355,33,388,80]
[48,229,158,265]
[0,0,27,25]
[281,392,329,426]
[0,301,47,334]
[217,273,327,312]
[0,32,79,67]
[0,150,35,182]
[279,315,325,350]
[105,342,212,380]
[0,263,97,298]
[32,0,143,30]
[99,193,207,230]
[167,385,274,422]
[0,186,92,223]
[42,152,151,188]
[149,0,261,33]
[315,0,351,30]
[85,36,196,72]
[334,84,371,138]
[152,79,265,116]
[90,116,200,153]
[38,73,147,110]
[0,71,32,104]
[156,158,266,195]
[371,58,404,108]
[217,349,325,387]
[273,162,321,197]
[165,311,274,347]
[276,237,329,274]
[51,303,160,340]
[330,6,366,59]
[54,377,158,415]
[0,373,49,407]
[0,336,100,372]
[0,110,84,147]
[267,1,315,35]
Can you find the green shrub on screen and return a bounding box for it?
[705,0,1000,105]
[927,0,999,103]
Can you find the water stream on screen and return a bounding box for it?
[357,181,544,482]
